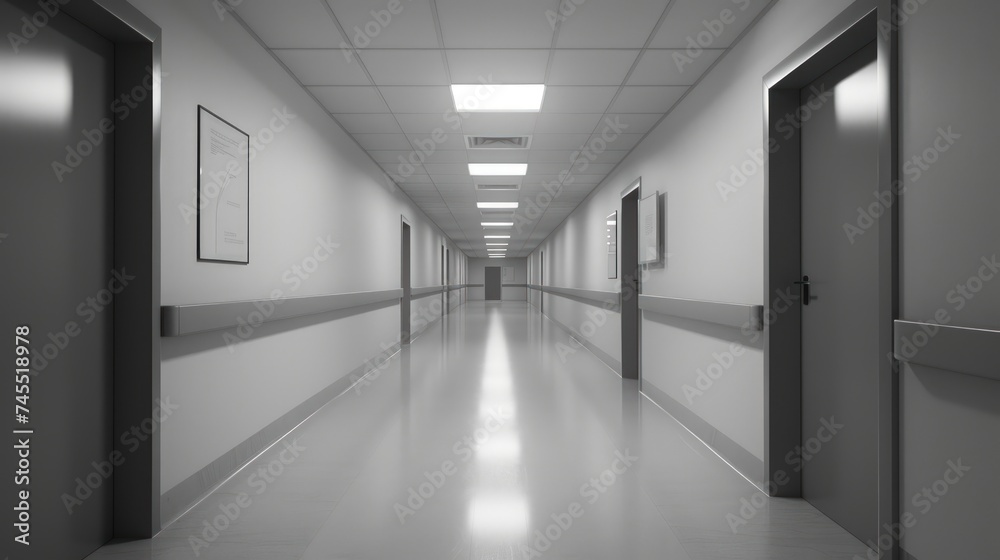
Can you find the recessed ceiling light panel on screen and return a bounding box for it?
[469,163,528,176]
[451,84,545,113]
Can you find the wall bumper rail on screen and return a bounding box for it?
[161,289,403,337]
[528,284,621,311]
[638,294,764,330]
[894,320,1000,382]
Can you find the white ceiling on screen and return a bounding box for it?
[230,0,773,258]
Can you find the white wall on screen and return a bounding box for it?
[898,0,1000,557]
[129,0,465,499]
[529,0,857,482]
[468,257,527,301]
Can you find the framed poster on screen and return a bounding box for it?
[503,266,514,281]
[638,191,663,265]
[606,211,617,279]
[198,106,250,264]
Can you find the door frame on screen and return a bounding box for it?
[401,216,411,344]
[54,0,163,538]
[763,0,897,554]
[620,179,642,381]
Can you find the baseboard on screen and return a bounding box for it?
[159,341,401,526]
[641,379,766,489]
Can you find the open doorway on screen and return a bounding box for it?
[764,1,897,550]
[620,180,641,381]
[401,220,411,344]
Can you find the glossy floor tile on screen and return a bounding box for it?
[87,302,871,560]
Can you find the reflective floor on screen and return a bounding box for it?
[88,302,870,560]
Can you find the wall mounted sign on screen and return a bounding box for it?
[607,211,617,279]
[639,191,663,265]
[198,106,250,264]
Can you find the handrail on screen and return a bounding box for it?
[161,289,403,337]
[894,320,1000,382]
[639,294,764,330]
[528,284,621,310]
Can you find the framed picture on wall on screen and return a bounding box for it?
[197,106,250,264]
[639,191,663,265]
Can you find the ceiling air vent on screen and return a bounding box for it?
[466,135,532,149]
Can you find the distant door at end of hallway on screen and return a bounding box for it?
[485,267,502,300]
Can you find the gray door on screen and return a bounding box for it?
[800,42,879,545]
[485,267,502,300]
[621,187,640,380]
[0,0,116,557]
[401,223,410,344]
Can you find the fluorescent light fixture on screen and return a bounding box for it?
[482,222,514,227]
[485,235,511,239]
[469,163,527,176]
[488,248,507,252]
[452,84,544,113]
[486,243,508,246]
[478,202,519,210]
[489,255,506,259]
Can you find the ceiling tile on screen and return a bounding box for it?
[610,86,687,113]
[423,151,470,163]
[234,0,345,48]
[446,49,550,83]
[327,0,440,49]
[601,113,665,133]
[422,163,469,175]
[379,86,455,113]
[556,0,667,48]
[533,113,604,133]
[627,49,725,85]
[332,113,403,134]
[529,134,591,150]
[353,133,414,150]
[309,86,389,113]
[528,150,577,164]
[407,132,467,150]
[273,49,371,85]
[541,86,618,114]
[395,113,458,133]
[587,132,645,151]
[547,50,640,85]
[359,50,450,85]
[650,0,772,49]
[436,0,559,48]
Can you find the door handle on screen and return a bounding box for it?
[794,275,811,305]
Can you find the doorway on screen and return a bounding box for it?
[764,1,897,551]
[799,41,879,544]
[0,0,162,553]
[485,267,502,301]
[620,180,641,381]
[401,220,411,344]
